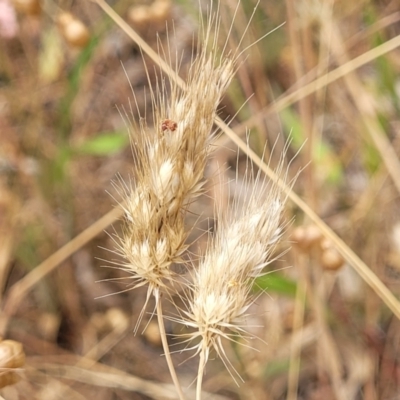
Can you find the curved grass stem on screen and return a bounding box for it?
[156,290,186,400]
[196,349,206,400]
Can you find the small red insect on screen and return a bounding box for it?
[161,119,178,132]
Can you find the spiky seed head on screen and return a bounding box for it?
[179,173,286,368]
[108,33,236,309]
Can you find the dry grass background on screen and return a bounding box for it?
[1,0,400,399]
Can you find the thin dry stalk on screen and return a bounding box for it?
[156,292,185,400]
[285,0,315,206]
[286,254,307,400]
[33,361,229,400]
[214,119,400,320]
[1,206,123,333]
[237,32,400,138]
[317,12,400,196]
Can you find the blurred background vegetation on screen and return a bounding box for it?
[1,0,400,398]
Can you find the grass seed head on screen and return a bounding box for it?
[180,168,287,368]
[109,18,236,310]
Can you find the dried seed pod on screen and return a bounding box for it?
[320,239,344,271]
[143,320,162,347]
[58,12,89,48]
[13,0,41,15]
[292,225,322,252]
[292,226,306,245]
[321,247,345,271]
[320,238,332,250]
[129,0,171,30]
[128,5,152,27]
[0,340,25,389]
[150,0,171,23]
[38,313,61,342]
[105,308,129,332]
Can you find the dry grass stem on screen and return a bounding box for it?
[233,32,400,139]
[34,362,229,400]
[1,206,123,333]
[216,120,400,320]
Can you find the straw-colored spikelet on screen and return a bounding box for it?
[179,171,286,376]
[112,23,235,310]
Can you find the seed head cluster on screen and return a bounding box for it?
[108,9,289,388]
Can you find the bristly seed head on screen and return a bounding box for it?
[108,21,236,315]
[177,171,287,370]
